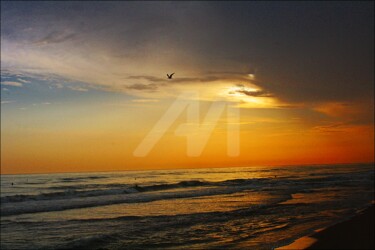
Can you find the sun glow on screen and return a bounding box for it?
[218,84,279,108]
[227,85,259,97]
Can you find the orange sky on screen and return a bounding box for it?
[1,95,373,174]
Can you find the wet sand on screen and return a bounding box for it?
[277,205,374,250]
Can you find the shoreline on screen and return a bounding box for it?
[276,204,374,249]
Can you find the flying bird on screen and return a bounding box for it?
[167,73,175,79]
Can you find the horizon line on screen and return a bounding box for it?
[1,161,374,176]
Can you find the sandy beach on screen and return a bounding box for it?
[277,204,374,250]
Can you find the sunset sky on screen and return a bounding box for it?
[1,1,374,174]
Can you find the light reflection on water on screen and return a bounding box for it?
[1,164,374,249]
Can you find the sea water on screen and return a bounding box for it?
[1,164,374,249]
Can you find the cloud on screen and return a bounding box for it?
[131,99,159,103]
[237,90,272,97]
[1,100,15,104]
[33,31,77,46]
[127,76,166,83]
[1,69,62,84]
[313,102,365,118]
[311,101,374,126]
[17,78,31,83]
[126,75,223,84]
[54,83,64,88]
[67,86,88,92]
[226,84,273,97]
[1,1,372,110]
[1,81,23,87]
[32,102,51,106]
[126,83,158,91]
[312,122,373,134]
[0,2,245,98]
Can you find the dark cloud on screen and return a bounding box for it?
[127,75,228,84]
[2,1,373,105]
[33,31,77,46]
[209,2,374,104]
[237,89,272,97]
[169,76,221,84]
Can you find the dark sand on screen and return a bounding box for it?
[307,205,374,249]
[277,205,374,250]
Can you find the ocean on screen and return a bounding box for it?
[1,164,374,249]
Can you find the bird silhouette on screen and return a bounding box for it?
[167,73,175,79]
